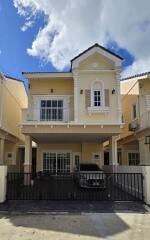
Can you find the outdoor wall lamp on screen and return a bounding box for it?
[80,89,83,94]
[112,88,115,94]
[50,88,54,93]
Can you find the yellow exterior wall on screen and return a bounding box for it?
[36,142,103,172]
[29,78,74,121]
[30,78,73,95]
[1,77,27,141]
[119,144,139,165]
[121,79,139,95]
[79,53,113,70]
[121,94,138,138]
[77,54,119,123]
[0,76,27,169]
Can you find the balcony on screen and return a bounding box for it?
[22,107,70,123]
[129,110,150,132]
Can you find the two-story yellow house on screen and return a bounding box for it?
[0,73,27,172]
[118,72,150,166]
[21,43,123,174]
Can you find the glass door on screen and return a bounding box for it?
[57,152,70,174]
[43,152,71,174]
[43,152,57,174]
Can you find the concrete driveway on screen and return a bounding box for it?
[0,212,150,240]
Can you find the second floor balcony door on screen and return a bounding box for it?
[40,100,63,121]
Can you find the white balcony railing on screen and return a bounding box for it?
[139,110,150,129]
[129,110,150,131]
[22,107,70,122]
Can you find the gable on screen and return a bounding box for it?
[71,43,123,70]
[79,53,113,70]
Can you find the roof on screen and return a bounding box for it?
[71,43,124,62]
[22,71,69,74]
[5,75,25,83]
[121,71,150,81]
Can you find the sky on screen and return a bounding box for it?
[0,0,150,90]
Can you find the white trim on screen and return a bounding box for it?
[73,70,78,122]
[116,67,122,124]
[32,94,73,97]
[87,106,109,113]
[41,150,72,172]
[79,69,116,73]
[91,80,104,107]
[20,121,123,126]
[72,46,122,69]
[23,73,73,79]
[32,95,70,122]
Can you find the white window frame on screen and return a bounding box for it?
[127,150,140,166]
[91,80,104,108]
[42,150,72,173]
[33,95,70,122]
[88,80,109,113]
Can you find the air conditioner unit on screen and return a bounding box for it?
[129,121,138,131]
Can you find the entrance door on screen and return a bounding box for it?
[43,152,71,174]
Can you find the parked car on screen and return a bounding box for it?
[75,163,106,189]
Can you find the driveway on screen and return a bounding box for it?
[0,212,150,240]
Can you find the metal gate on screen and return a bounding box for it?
[7,172,144,201]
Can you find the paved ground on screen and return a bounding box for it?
[0,200,147,213]
[0,212,150,240]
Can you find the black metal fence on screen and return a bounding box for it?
[6,172,144,201]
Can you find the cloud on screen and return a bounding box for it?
[13,0,150,75]
[21,20,34,31]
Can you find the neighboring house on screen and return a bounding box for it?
[118,72,150,166]
[0,73,27,172]
[21,43,123,174]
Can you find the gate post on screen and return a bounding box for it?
[0,165,7,203]
[143,166,150,205]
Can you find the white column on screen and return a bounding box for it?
[0,138,5,165]
[109,136,118,172]
[115,67,122,124]
[24,135,32,173]
[73,70,78,122]
[0,165,7,203]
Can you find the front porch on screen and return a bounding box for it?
[23,129,120,174]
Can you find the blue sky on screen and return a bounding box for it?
[0,0,148,90]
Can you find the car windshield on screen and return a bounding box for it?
[80,164,100,171]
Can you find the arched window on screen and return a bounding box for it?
[91,80,104,107]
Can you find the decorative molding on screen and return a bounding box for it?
[91,80,105,107]
[72,46,122,69]
[115,67,122,124]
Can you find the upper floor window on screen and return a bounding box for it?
[91,81,104,107]
[93,90,101,106]
[132,103,137,120]
[40,99,63,121]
